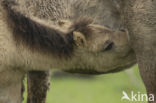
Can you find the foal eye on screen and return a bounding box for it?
[101,41,114,52]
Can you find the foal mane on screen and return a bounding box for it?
[1,0,92,58]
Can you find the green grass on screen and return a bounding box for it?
[23,65,147,103]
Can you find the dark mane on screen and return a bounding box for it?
[1,1,92,58]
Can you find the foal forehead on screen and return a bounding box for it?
[88,24,113,36]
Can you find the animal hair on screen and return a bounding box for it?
[1,0,93,58]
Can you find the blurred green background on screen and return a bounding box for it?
[23,65,147,103]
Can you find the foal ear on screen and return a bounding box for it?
[73,31,86,47]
